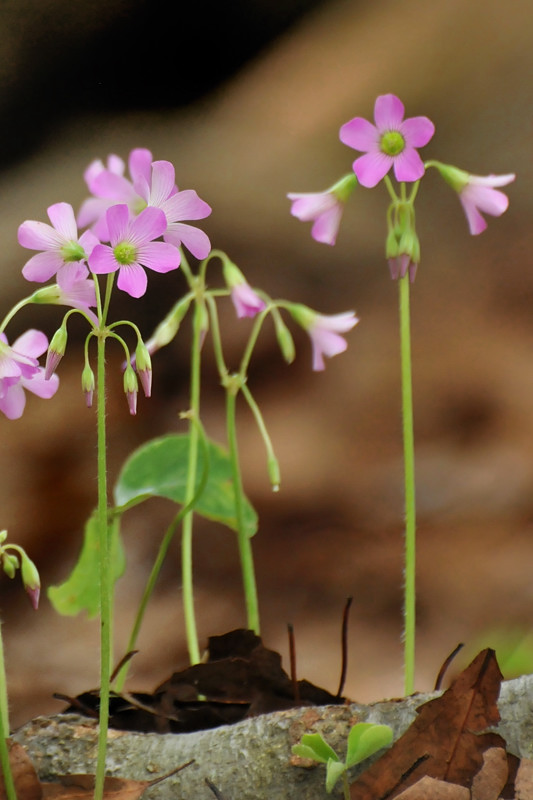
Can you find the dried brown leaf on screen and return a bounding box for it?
[350,649,512,799]
[0,741,42,800]
[515,757,533,800]
[394,775,470,799]
[471,747,508,800]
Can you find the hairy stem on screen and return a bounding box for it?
[399,274,416,696]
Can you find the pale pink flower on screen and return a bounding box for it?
[31,279,98,325]
[18,203,99,290]
[289,304,358,371]
[340,94,435,188]
[0,330,59,419]
[79,149,212,257]
[88,204,180,298]
[222,260,265,318]
[287,191,344,246]
[458,174,515,235]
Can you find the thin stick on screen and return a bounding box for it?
[287,623,300,703]
[336,596,353,698]
[434,643,464,691]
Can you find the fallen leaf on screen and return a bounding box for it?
[394,775,469,799]
[515,757,533,800]
[471,747,508,800]
[0,741,42,800]
[41,762,194,800]
[349,649,513,799]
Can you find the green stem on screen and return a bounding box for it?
[342,772,350,800]
[0,623,16,800]
[181,302,204,665]
[113,419,211,691]
[399,275,416,696]
[225,386,260,633]
[93,330,112,800]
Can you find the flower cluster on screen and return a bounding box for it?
[288,93,515,277]
[19,148,212,300]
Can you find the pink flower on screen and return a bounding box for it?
[289,304,358,371]
[231,283,266,318]
[339,94,435,188]
[135,160,212,259]
[222,260,265,318]
[458,174,515,235]
[287,192,344,246]
[79,149,212,258]
[18,203,99,290]
[31,279,98,324]
[88,204,180,298]
[427,161,515,235]
[0,330,59,419]
[287,175,357,246]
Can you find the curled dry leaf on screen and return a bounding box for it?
[0,741,41,800]
[471,747,508,800]
[349,649,517,799]
[394,775,470,799]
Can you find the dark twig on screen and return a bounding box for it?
[287,622,300,703]
[336,596,353,698]
[205,777,228,799]
[434,643,464,691]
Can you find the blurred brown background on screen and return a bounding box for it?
[1,0,533,729]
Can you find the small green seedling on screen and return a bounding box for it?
[292,722,393,799]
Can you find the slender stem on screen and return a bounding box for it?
[225,387,260,633]
[398,275,416,696]
[114,419,211,691]
[93,330,111,800]
[0,624,17,800]
[181,302,204,665]
[342,772,350,800]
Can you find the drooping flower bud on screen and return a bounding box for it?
[2,552,19,579]
[134,342,152,398]
[81,363,95,407]
[222,260,266,319]
[45,326,68,379]
[19,551,40,610]
[145,295,193,354]
[123,364,138,415]
[273,312,295,364]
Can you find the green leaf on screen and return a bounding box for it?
[293,733,339,764]
[113,433,258,537]
[48,512,125,618]
[345,723,393,767]
[325,759,346,793]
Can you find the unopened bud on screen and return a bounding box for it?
[123,364,138,415]
[2,552,19,580]
[45,326,68,379]
[20,551,40,610]
[135,342,152,398]
[81,363,95,407]
[147,295,193,353]
[273,314,295,364]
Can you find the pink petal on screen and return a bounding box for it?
[23,370,59,399]
[18,220,64,251]
[22,251,64,283]
[128,148,153,186]
[129,206,167,245]
[470,174,516,188]
[392,147,426,183]
[0,384,26,419]
[311,205,343,245]
[90,171,137,202]
[13,329,49,359]
[460,199,487,235]
[339,117,379,152]
[374,94,405,130]
[57,261,89,290]
[106,204,131,245]
[163,189,212,222]
[464,185,509,216]
[137,241,180,273]
[316,312,358,333]
[401,116,435,148]
[117,264,148,298]
[288,193,336,221]
[47,203,77,240]
[79,229,100,257]
[352,151,393,188]
[88,244,119,274]
[164,223,210,259]
[77,196,109,229]
[149,161,176,206]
